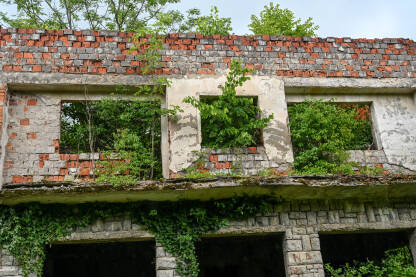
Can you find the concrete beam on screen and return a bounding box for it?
[1,175,416,205]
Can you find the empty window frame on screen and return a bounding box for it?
[43,240,155,277]
[199,96,265,148]
[196,234,285,277]
[287,101,375,152]
[320,231,411,271]
[59,99,164,178]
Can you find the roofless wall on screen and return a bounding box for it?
[0,28,416,277]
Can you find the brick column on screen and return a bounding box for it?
[155,243,178,277]
[410,229,416,267]
[283,227,324,277]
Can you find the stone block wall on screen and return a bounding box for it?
[1,199,416,277]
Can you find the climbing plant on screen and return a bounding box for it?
[325,246,416,276]
[288,99,373,175]
[0,204,110,276]
[184,59,273,148]
[0,196,278,277]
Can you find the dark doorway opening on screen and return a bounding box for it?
[43,240,155,277]
[196,234,285,277]
[320,231,411,269]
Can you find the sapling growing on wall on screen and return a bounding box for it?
[184,59,273,149]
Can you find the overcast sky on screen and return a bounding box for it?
[1,0,415,39]
[172,0,415,39]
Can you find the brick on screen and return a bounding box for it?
[20,119,29,126]
[26,99,37,106]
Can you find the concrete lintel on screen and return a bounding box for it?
[62,230,154,243]
[1,72,155,87]
[283,77,416,93]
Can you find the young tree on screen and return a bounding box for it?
[193,6,232,36]
[249,2,319,37]
[0,0,181,31]
[184,59,272,148]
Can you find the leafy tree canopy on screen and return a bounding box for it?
[0,0,232,35]
[0,0,182,31]
[249,2,319,36]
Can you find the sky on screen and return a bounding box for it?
[171,0,416,39]
[1,0,415,39]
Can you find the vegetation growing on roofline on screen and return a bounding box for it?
[249,2,319,36]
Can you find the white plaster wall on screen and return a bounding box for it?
[286,93,416,171]
[166,76,293,174]
[372,95,416,171]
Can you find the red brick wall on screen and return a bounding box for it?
[0,28,415,78]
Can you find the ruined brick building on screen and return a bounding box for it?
[0,28,416,277]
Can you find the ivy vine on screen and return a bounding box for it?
[0,196,278,277]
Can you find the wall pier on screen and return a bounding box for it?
[410,229,416,267]
[156,243,178,277]
[283,227,324,277]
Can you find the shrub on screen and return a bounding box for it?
[325,246,416,277]
[288,99,373,174]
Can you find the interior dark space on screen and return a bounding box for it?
[43,241,155,277]
[196,234,285,277]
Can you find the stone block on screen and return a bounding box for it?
[156,257,177,270]
[286,239,302,251]
[286,251,323,265]
[157,270,174,277]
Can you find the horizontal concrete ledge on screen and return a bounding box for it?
[283,77,416,91]
[62,230,154,243]
[1,175,416,205]
[2,72,416,92]
[214,221,416,236]
[59,221,416,243]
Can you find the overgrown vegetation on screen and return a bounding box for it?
[288,99,373,175]
[192,6,232,36]
[60,28,181,182]
[0,196,277,277]
[249,2,319,36]
[325,246,416,277]
[184,59,273,148]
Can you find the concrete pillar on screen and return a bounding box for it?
[155,243,178,277]
[410,229,416,267]
[283,227,324,277]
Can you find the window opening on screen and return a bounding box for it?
[196,234,285,277]
[320,231,411,271]
[60,99,163,179]
[43,240,156,277]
